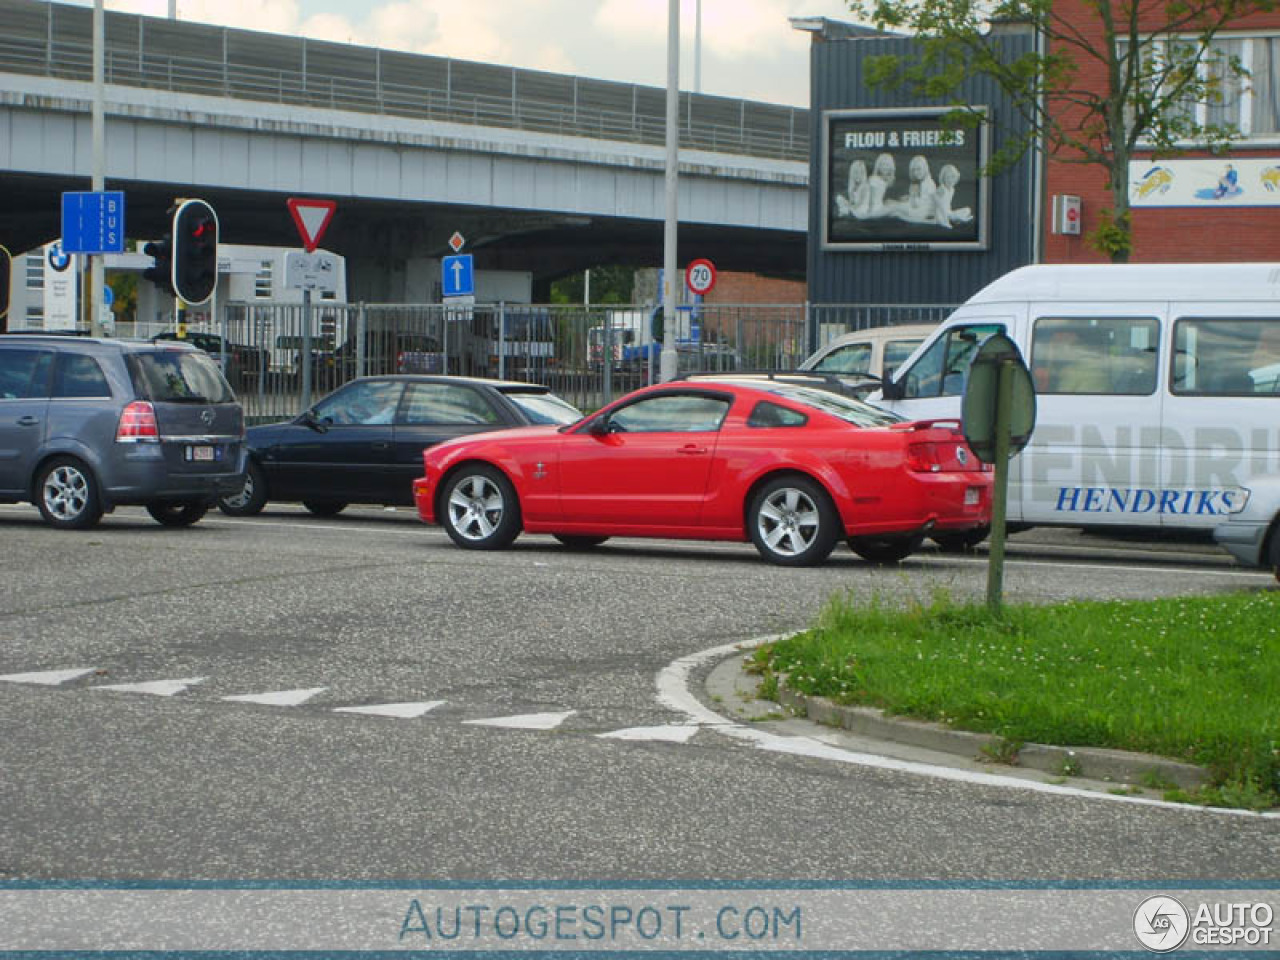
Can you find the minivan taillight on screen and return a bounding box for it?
[116,401,159,443]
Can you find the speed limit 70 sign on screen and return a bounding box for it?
[686,258,717,296]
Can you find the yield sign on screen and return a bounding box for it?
[286,197,336,253]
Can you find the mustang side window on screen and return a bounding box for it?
[902,324,1003,399]
[747,402,807,428]
[608,394,731,433]
[1173,317,1280,394]
[1031,317,1158,395]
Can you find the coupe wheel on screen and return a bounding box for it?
[35,456,103,530]
[932,527,989,553]
[146,500,210,527]
[553,534,609,549]
[303,501,348,517]
[849,533,924,565]
[440,465,521,550]
[218,461,268,516]
[748,476,838,567]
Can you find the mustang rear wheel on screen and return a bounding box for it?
[440,465,522,550]
[848,533,925,565]
[146,500,210,527]
[35,456,103,530]
[218,460,268,516]
[748,476,838,567]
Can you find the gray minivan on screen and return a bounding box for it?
[0,335,245,529]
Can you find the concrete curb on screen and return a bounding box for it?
[707,650,1208,792]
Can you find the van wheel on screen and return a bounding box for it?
[35,457,104,530]
[146,501,209,527]
[218,461,267,516]
[302,501,347,517]
[440,465,521,550]
[932,527,989,553]
[849,533,924,565]
[554,534,609,549]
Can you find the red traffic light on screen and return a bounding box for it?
[172,199,219,305]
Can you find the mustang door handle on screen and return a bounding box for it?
[677,444,708,455]
[17,416,40,426]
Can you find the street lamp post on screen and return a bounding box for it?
[660,0,679,383]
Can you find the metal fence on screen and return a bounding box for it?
[129,301,955,422]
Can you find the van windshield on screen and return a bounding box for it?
[130,350,235,404]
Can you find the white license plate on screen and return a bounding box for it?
[965,486,982,506]
[187,445,215,462]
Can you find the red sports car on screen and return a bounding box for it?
[413,379,991,566]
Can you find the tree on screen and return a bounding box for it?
[550,265,636,304]
[854,0,1274,260]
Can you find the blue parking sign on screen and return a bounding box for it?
[442,254,474,297]
[61,191,126,254]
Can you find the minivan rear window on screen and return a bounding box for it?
[129,350,234,403]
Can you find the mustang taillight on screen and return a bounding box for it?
[907,442,942,473]
[116,401,159,443]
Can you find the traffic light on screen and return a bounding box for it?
[142,231,174,296]
[173,199,218,305]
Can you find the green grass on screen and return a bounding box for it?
[750,590,1280,810]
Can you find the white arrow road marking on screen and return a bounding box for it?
[464,710,576,730]
[658,637,1280,819]
[333,701,445,719]
[222,687,328,707]
[597,724,702,743]
[94,677,205,697]
[0,668,98,686]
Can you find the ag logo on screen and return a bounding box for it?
[1134,895,1190,952]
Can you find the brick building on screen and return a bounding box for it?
[1043,0,1280,263]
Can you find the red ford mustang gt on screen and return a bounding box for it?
[413,379,991,566]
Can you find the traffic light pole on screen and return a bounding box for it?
[301,288,313,413]
[89,0,105,337]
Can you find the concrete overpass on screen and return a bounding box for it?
[0,0,810,299]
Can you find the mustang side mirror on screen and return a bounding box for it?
[588,417,610,437]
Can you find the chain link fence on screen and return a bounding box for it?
[136,301,955,421]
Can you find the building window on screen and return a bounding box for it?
[1126,33,1280,141]
[26,257,44,290]
[254,261,273,299]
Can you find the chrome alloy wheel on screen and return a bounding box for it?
[756,486,821,558]
[447,474,506,542]
[42,463,91,522]
[222,472,254,511]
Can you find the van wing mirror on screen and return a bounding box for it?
[880,362,905,400]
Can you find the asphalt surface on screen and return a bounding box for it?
[0,503,1276,883]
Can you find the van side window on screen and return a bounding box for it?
[902,324,1003,399]
[52,354,112,399]
[1031,317,1158,395]
[812,342,872,375]
[0,349,54,400]
[1173,318,1280,395]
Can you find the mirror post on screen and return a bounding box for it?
[985,358,1013,614]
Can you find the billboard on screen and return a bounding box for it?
[822,106,990,251]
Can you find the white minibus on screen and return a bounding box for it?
[872,263,1280,573]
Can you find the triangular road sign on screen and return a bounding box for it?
[286,198,336,252]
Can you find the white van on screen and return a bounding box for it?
[872,263,1280,573]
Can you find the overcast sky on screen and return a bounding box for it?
[75,0,857,106]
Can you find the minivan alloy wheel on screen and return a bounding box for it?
[36,457,104,530]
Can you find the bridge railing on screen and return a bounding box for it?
[0,0,809,162]
[124,301,953,422]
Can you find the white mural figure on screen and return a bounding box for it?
[932,164,973,228]
[835,159,872,218]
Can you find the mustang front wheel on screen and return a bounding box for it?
[440,465,522,550]
[748,476,838,566]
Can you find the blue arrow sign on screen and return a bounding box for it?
[442,254,474,298]
[61,191,126,255]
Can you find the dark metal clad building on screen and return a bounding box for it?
[805,25,1038,305]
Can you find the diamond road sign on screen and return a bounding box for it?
[61,191,125,254]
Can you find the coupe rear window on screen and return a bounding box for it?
[129,350,234,403]
[751,383,904,428]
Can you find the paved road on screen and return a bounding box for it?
[0,504,1275,882]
